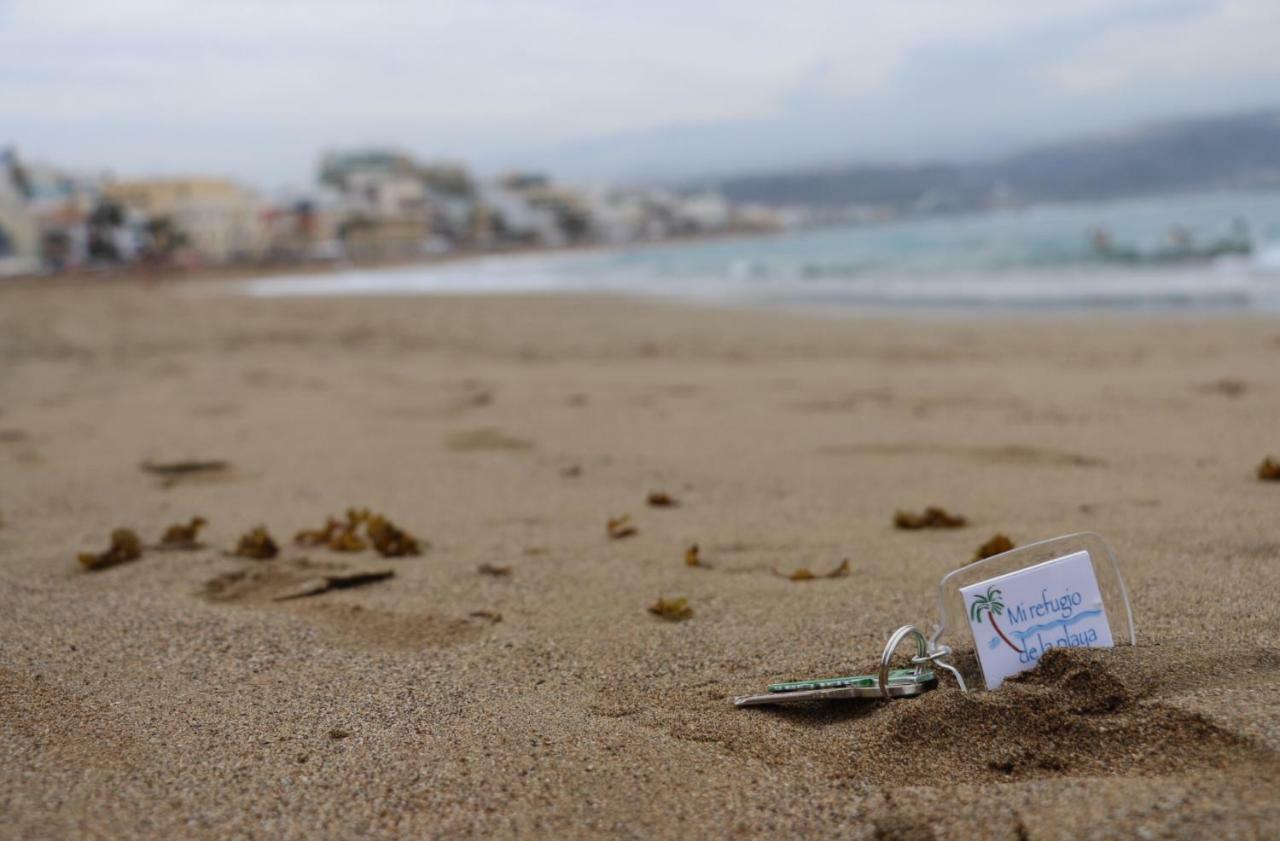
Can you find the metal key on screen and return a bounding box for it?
[733,625,943,707]
[733,668,935,707]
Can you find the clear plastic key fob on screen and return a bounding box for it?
[932,532,1135,691]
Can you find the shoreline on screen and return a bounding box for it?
[0,227,782,293]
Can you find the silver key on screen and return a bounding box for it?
[733,668,936,707]
[733,625,947,707]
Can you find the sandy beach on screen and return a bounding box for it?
[2,280,1278,839]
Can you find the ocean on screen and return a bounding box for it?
[243,190,1280,312]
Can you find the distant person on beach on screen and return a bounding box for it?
[1090,227,1138,262]
[1167,226,1192,250]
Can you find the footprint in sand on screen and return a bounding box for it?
[819,442,1104,468]
[1195,378,1248,398]
[189,403,242,418]
[198,560,489,650]
[789,388,894,413]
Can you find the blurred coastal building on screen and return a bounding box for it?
[583,188,742,243]
[0,149,41,276]
[102,177,267,266]
[262,192,343,263]
[477,180,562,246]
[418,162,482,246]
[315,150,756,259]
[318,151,436,259]
[491,172,592,247]
[20,159,114,270]
[2,144,769,275]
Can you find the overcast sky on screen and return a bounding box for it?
[3,0,1279,191]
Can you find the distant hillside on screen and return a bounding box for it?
[705,110,1280,211]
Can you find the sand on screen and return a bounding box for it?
[1,279,1278,839]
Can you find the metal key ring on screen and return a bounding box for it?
[878,625,929,698]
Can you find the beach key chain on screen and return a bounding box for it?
[733,532,1136,707]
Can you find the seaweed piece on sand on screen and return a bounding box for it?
[367,515,422,557]
[973,533,1015,562]
[648,597,693,621]
[647,492,678,508]
[294,517,344,547]
[233,526,279,560]
[825,559,851,578]
[327,528,368,552]
[894,506,968,530]
[157,517,207,550]
[779,559,850,581]
[79,528,143,571]
[607,515,637,540]
[1258,456,1280,481]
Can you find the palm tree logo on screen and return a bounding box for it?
[969,585,1023,653]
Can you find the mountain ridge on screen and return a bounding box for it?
[696,109,1280,211]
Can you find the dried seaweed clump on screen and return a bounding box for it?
[647,492,678,508]
[367,515,422,557]
[158,516,207,550]
[295,509,422,557]
[648,597,693,621]
[79,528,143,571]
[781,559,850,581]
[973,533,1015,562]
[1258,456,1280,481]
[294,516,344,547]
[607,515,637,540]
[293,509,367,551]
[337,508,377,552]
[477,563,512,577]
[684,544,703,567]
[328,527,368,553]
[233,526,279,560]
[894,506,968,530]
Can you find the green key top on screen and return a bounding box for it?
[734,668,936,707]
[768,668,919,693]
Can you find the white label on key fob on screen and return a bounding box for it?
[961,550,1113,689]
